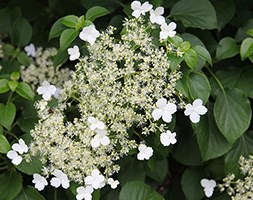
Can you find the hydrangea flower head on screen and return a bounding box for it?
[76,186,94,200]
[36,80,57,101]
[137,144,153,160]
[160,22,177,40]
[184,99,208,123]
[50,169,70,189]
[79,24,100,45]
[107,178,120,189]
[91,129,110,148]
[131,1,153,18]
[67,45,80,61]
[84,169,105,189]
[150,7,165,25]
[24,43,36,57]
[160,130,177,146]
[200,178,216,198]
[6,150,22,165]
[32,173,48,191]
[152,98,177,123]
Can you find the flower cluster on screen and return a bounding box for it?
[7,139,28,165]
[28,1,208,198]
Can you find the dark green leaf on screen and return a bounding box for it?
[14,186,46,200]
[214,89,251,144]
[86,6,110,22]
[16,155,43,175]
[192,45,212,65]
[17,51,31,66]
[170,0,217,29]
[59,28,79,50]
[147,159,168,183]
[167,54,183,71]
[16,82,35,101]
[181,33,205,47]
[0,102,16,130]
[49,18,67,40]
[0,79,10,94]
[235,19,253,42]
[181,168,204,200]
[0,7,21,34]
[195,104,232,161]
[0,135,11,153]
[3,43,15,56]
[53,49,68,68]
[12,17,32,47]
[119,181,164,200]
[216,37,239,60]
[0,171,22,200]
[224,131,253,176]
[184,49,198,70]
[80,0,119,12]
[8,80,18,92]
[61,15,78,28]
[240,37,253,61]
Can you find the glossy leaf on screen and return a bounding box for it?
[59,28,79,50]
[0,79,10,94]
[61,15,78,28]
[17,51,31,66]
[86,6,110,22]
[49,18,67,40]
[0,135,11,153]
[53,49,69,68]
[16,155,43,175]
[214,89,251,144]
[216,37,239,60]
[16,82,34,101]
[170,0,217,29]
[0,102,16,130]
[183,49,198,70]
[14,186,46,200]
[240,37,253,61]
[8,80,18,92]
[192,45,212,65]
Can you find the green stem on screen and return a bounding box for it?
[4,131,19,140]
[54,189,58,200]
[133,130,144,140]
[7,92,13,104]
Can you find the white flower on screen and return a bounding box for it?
[36,80,57,101]
[200,178,216,198]
[87,117,105,130]
[76,186,94,200]
[160,130,177,146]
[131,1,153,18]
[79,24,100,45]
[53,88,61,99]
[67,45,80,61]
[107,178,120,189]
[84,169,105,189]
[184,99,208,123]
[50,169,70,189]
[91,129,110,148]
[137,144,153,160]
[32,173,48,191]
[152,98,177,123]
[6,150,22,165]
[160,22,177,40]
[150,7,165,25]
[24,43,36,57]
[11,138,28,154]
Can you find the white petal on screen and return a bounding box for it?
[50,178,61,188]
[131,1,141,10]
[204,188,214,198]
[132,10,141,18]
[101,136,110,146]
[184,104,193,116]
[155,7,164,15]
[84,176,93,185]
[200,179,209,187]
[91,137,100,148]
[152,108,162,120]
[12,155,22,165]
[137,152,145,160]
[162,111,172,123]
[193,99,203,107]
[195,106,208,115]
[7,150,18,159]
[36,86,46,95]
[190,112,200,123]
[165,103,177,114]
[142,2,153,12]
[160,31,169,40]
[87,117,96,124]
[156,98,167,108]
[61,179,70,189]
[96,121,105,130]
[155,16,165,25]
[168,22,177,30]
[167,30,176,38]
[42,92,51,101]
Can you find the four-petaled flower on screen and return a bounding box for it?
[107,178,120,189]
[91,129,110,148]
[87,117,105,130]
[24,43,36,57]
[32,173,48,191]
[160,130,177,146]
[184,99,208,123]
[79,24,100,45]
[200,178,216,198]
[160,22,177,40]
[131,1,153,18]
[67,45,80,61]
[7,150,22,165]
[152,98,177,123]
[137,143,153,160]
[36,80,57,101]
[150,7,165,25]
[84,169,105,189]
[12,138,28,154]
[76,186,94,200]
[50,169,70,189]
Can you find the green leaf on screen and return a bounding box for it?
[12,17,32,47]
[167,54,183,71]
[192,45,212,65]
[61,15,78,28]
[75,15,85,31]
[86,6,110,22]
[188,72,211,104]
[214,89,251,144]
[224,131,253,176]
[0,102,16,130]
[11,71,20,81]
[8,80,18,92]
[0,171,22,200]
[16,82,34,101]
[53,49,68,68]
[216,37,239,60]
[240,37,253,61]
[80,0,119,12]
[119,181,165,200]
[179,41,191,51]
[16,155,43,175]
[195,104,232,161]
[3,43,15,56]
[0,7,21,34]
[0,125,3,135]
[49,17,67,40]
[59,28,79,50]
[0,79,10,94]
[246,28,253,37]
[181,168,204,200]
[17,51,31,66]
[0,135,11,153]
[14,186,46,200]
[170,0,217,29]
[181,33,205,48]
[147,159,168,183]
[183,49,198,70]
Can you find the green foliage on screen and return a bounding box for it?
[0,134,11,153]
[216,37,239,60]
[85,6,110,22]
[0,102,16,130]
[14,186,46,200]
